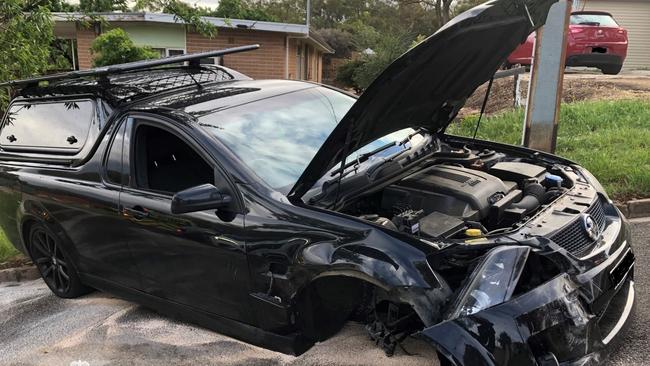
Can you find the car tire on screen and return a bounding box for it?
[28,223,92,298]
[601,64,623,75]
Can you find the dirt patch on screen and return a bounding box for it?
[461,71,650,117]
[0,254,31,270]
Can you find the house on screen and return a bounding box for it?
[52,13,334,82]
[575,0,650,69]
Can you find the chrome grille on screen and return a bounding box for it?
[549,198,606,257]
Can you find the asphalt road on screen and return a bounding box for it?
[606,219,650,366]
[1,219,648,366]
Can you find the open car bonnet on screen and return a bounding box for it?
[288,0,557,200]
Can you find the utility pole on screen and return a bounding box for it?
[522,0,573,153]
[306,0,311,28]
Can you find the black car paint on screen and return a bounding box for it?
[0,84,635,364]
[0,1,635,365]
[1,95,447,345]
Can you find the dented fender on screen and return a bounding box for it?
[297,232,453,326]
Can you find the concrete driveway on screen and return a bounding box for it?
[1,219,648,366]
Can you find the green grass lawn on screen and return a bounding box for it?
[0,230,19,264]
[448,99,650,201]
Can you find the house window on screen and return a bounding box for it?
[167,49,185,57]
[152,48,186,58]
[152,48,166,57]
[199,57,223,66]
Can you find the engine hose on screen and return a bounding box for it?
[509,182,545,214]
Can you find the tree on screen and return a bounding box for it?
[0,0,55,112]
[335,30,414,92]
[212,0,277,21]
[79,0,128,12]
[47,0,80,12]
[90,28,159,67]
[134,0,219,37]
[396,0,453,28]
[351,31,413,90]
[453,0,489,16]
[214,0,249,18]
[317,28,353,58]
[334,59,364,93]
[260,0,305,24]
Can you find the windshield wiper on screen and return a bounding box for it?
[329,128,425,177]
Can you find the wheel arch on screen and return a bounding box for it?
[290,272,384,342]
[19,210,81,265]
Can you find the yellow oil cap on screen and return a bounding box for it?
[465,228,483,237]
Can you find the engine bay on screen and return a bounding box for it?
[342,142,574,241]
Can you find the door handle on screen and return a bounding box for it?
[122,205,150,219]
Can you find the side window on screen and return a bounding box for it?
[105,120,127,185]
[132,123,214,194]
[0,100,95,152]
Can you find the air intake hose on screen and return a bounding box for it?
[509,182,545,214]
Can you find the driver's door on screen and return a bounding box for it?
[118,116,253,323]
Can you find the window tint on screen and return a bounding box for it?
[105,121,126,185]
[133,124,213,194]
[0,100,94,152]
[570,14,618,27]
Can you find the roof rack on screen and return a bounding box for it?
[15,65,245,105]
[0,44,260,88]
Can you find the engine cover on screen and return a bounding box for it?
[382,165,514,221]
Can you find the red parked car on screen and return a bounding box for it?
[508,11,628,74]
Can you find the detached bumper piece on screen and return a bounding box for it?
[419,250,635,366]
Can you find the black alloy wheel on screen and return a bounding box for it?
[29,224,91,298]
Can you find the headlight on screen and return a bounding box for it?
[576,166,609,200]
[451,246,529,318]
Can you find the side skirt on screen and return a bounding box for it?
[79,273,313,355]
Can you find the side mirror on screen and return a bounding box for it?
[171,184,232,214]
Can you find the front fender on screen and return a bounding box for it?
[298,236,452,327]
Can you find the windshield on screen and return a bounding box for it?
[198,87,353,191]
[199,86,421,192]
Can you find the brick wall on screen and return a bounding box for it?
[187,28,287,80]
[322,56,348,85]
[72,23,327,81]
[76,25,97,69]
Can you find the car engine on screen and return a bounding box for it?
[346,146,571,240]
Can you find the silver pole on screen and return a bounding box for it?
[522,0,572,153]
[71,39,77,70]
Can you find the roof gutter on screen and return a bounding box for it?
[52,12,311,35]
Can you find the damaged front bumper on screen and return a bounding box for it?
[419,217,635,366]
